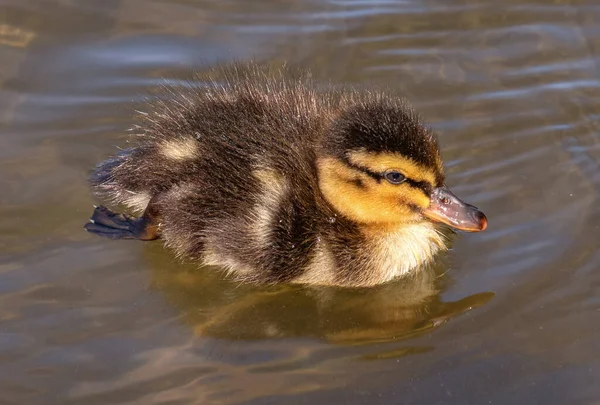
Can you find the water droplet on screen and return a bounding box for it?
[328,217,336,224]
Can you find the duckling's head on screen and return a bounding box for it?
[318,99,487,232]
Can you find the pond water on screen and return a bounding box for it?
[1,0,599,404]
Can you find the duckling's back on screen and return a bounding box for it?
[91,63,335,282]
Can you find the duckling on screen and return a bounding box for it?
[84,62,487,287]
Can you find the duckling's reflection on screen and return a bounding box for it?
[145,245,493,345]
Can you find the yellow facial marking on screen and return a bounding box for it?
[317,157,430,224]
[348,150,437,185]
[160,138,199,161]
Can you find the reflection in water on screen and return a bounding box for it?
[147,246,493,345]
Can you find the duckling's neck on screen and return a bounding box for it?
[359,221,448,283]
[295,209,448,287]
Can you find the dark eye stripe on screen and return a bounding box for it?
[340,155,382,182]
[341,155,433,195]
[405,179,433,195]
[407,202,421,212]
[349,177,366,189]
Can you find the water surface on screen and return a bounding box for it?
[1,0,599,404]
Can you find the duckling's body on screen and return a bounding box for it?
[86,63,486,287]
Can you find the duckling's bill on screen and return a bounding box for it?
[422,186,487,232]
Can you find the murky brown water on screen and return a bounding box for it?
[2,0,600,404]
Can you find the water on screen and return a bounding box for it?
[1,0,599,404]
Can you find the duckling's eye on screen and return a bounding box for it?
[384,170,406,185]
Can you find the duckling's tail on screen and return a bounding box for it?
[90,132,203,212]
[90,146,157,213]
[90,149,129,190]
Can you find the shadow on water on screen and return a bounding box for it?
[144,243,494,348]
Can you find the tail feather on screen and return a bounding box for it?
[90,139,201,212]
[90,148,131,191]
[90,147,155,212]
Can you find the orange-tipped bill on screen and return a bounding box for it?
[423,186,487,232]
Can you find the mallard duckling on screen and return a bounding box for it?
[84,63,487,287]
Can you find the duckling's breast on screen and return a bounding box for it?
[365,222,448,284]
